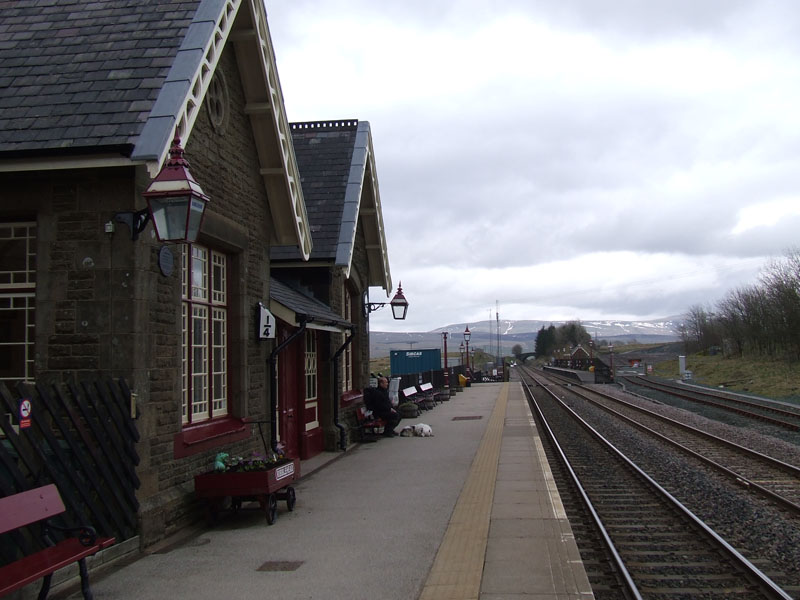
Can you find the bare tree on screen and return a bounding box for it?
[759,250,800,357]
[717,288,747,356]
[712,248,800,359]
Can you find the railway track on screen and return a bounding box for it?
[516,366,797,599]
[620,375,800,431]
[562,381,800,514]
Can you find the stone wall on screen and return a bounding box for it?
[136,42,275,545]
[0,41,280,548]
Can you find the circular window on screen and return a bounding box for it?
[207,70,229,134]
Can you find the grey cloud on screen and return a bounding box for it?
[269,0,800,329]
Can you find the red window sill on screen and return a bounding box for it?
[340,390,362,407]
[173,416,249,459]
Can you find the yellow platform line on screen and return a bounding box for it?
[419,382,509,600]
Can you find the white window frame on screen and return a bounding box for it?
[304,329,319,430]
[305,329,317,401]
[0,221,36,383]
[182,244,228,424]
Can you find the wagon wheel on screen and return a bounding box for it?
[266,493,278,525]
[285,486,296,512]
[205,503,218,526]
[205,498,224,525]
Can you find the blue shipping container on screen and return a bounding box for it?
[390,348,441,376]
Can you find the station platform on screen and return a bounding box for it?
[63,381,594,600]
[542,365,597,384]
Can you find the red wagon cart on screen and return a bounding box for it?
[193,420,299,525]
[194,457,298,525]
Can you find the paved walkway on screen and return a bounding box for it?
[56,380,593,600]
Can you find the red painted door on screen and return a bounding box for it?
[277,327,301,458]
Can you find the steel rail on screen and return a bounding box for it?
[521,366,794,600]
[622,376,800,430]
[566,383,800,515]
[633,376,800,418]
[518,375,643,600]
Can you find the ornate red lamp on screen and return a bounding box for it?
[116,137,209,243]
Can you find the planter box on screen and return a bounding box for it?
[194,457,299,525]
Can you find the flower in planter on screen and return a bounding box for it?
[212,449,288,473]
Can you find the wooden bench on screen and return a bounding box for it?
[401,385,430,411]
[421,381,450,402]
[0,484,116,599]
[418,382,442,407]
[354,405,386,441]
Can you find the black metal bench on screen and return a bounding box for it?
[0,484,116,599]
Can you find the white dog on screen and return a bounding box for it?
[413,423,434,437]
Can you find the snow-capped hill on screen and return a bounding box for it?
[371,317,681,358]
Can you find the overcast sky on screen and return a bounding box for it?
[265,0,800,332]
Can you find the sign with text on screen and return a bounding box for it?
[275,462,294,481]
[257,302,276,340]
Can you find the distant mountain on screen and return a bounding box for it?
[369,318,682,358]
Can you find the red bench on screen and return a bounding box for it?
[0,484,115,599]
[355,405,386,441]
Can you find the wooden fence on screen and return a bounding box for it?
[0,378,140,565]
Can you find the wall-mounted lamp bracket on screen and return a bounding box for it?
[114,209,151,241]
[365,302,388,314]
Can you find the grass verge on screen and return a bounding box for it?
[652,352,800,400]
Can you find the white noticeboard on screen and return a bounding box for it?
[389,378,401,406]
[258,303,276,339]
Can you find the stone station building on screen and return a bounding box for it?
[0,0,396,550]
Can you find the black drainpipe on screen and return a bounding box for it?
[268,315,308,454]
[331,325,356,451]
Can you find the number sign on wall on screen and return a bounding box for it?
[257,302,276,340]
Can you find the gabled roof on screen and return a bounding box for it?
[0,0,311,259]
[0,1,194,158]
[269,278,351,333]
[271,120,392,293]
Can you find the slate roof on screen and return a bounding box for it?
[269,278,351,330]
[0,0,199,156]
[271,119,392,292]
[271,120,359,262]
[0,0,314,257]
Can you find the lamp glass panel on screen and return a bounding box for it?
[149,196,191,241]
[186,197,206,242]
[391,301,408,320]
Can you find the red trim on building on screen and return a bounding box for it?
[173,416,249,458]
[340,390,363,408]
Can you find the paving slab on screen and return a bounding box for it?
[53,381,593,600]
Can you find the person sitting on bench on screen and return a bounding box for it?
[364,376,402,437]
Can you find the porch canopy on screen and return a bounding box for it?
[269,278,352,333]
